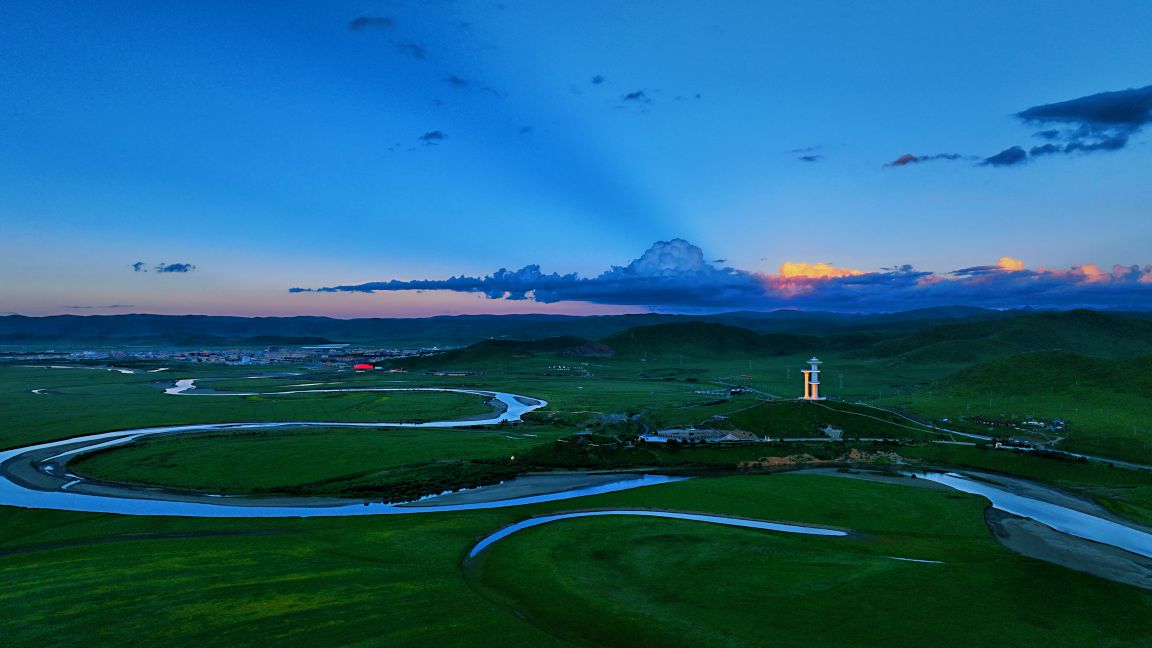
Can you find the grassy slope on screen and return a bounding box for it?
[68,425,567,496]
[941,351,1152,396]
[600,321,820,360]
[0,506,562,647]
[2,476,1149,646]
[903,351,1152,462]
[860,309,1152,364]
[471,475,1152,647]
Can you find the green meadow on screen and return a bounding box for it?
[3,312,1152,646]
[470,476,1152,647]
[68,424,566,499]
[2,475,1149,647]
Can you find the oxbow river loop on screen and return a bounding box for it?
[1,375,1150,580]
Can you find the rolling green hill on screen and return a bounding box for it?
[907,350,1152,463]
[860,310,1152,363]
[600,322,819,359]
[940,350,1152,397]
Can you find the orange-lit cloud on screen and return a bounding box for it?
[997,257,1025,271]
[1075,263,1109,283]
[777,261,863,279]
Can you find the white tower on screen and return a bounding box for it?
[800,357,825,400]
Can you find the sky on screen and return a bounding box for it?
[2,1,1151,317]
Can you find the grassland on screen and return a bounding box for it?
[2,474,1150,647]
[471,476,1152,647]
[68,425,570,501]
[890,352,1152,463]
[0,505,561,646]
[0,366,494,449]
[11,343,1149,517]
[3,316,1152,647]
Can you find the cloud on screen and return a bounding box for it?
[951,256,1026,276]
[591,75,605,85]
[1064,136,1128,153]
[894,85,1151,169]
[64,305,134,310]
[998,257,1025,272]
[1017,85,1152,131]
[622,90,650,104]
[293,239,764,307]
[786,145,824,163]
[288,239,1152,311]
[981,146,1028,167]
[397,42,427,59]
[440,73,502,98]
[418,130,445,143]
[134,260,196,273]
[348,16,394,31]
[1011,85,1152,158]
[885,153,965,168]
[444,74,470,88]
[778,262,863,279]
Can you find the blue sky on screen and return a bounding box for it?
[3,1,1151,316]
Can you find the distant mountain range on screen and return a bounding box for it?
[5,309,1151,365]
[0,307,1017,347]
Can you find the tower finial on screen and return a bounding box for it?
[801,357,825,400]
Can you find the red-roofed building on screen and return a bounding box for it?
[353,363,374,371]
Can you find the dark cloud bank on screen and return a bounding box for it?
[890,84,1152,169]
[291,239,1152,312]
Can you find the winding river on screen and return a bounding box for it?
[918,472,1152,559]
[3,374,1151,576]
[0,378,687,516]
